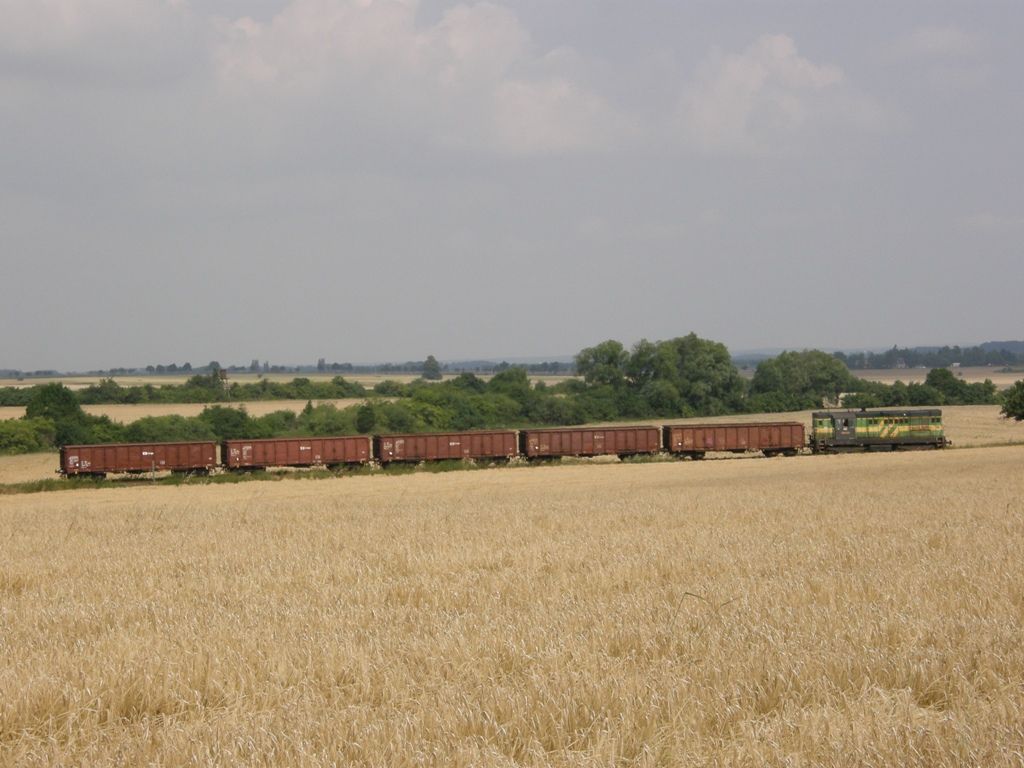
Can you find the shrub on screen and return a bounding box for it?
[355,404,376,434]
[124,416,217,443]
[198,406,257,440]
[373,380,409,397]
[0,418,56,454]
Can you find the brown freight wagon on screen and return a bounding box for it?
[663,422,805,459]
[520,426,662,459]
[222,436,371,470]
[59,441,217,477]
[375,430,518,464]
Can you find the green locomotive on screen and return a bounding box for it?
[810,409,948,453]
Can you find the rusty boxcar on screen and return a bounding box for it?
[222,436,371,470]
[374,430,518,464]
[663,422,805,459]
[519,426,662,459]
[59,441,217,477]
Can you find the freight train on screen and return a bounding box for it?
[57,408,948,478]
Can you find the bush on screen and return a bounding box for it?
[254,410,299,436]
[373,380,409,397]
[198,406,258,440]
[25,383,81,423]
[355,404,376,433]
[293,404,357,436]
[0,418,56,454]
[123,416,217,443]
[923,368,999,405]
[23,384,126,446]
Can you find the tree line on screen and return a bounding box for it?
[0,373,367,407]
[835,344,1022,370]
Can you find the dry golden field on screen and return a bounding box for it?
[0,453,60,485]
[1,446,1023,765]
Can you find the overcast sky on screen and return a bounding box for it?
[1,1,1021,370]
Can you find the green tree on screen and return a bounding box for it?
[625,339,676,389]
[750,350,858,410]
[23,383,98,445]
[77,378,127,404]
[924,368,999,405]
[1002,381,1024,420]
[124,416,216,443]
[924,368,964,401]
[0,418,56,454]
[422,355,443,381]
[640,379,683,414]
[25,383,82,423]
[198,405,254,439]
[663,334,746,414]
[450,372,487,393]
[908,383,944,406]
[487,367,533,404]
[576,340,629,387]
[355,403,376,433]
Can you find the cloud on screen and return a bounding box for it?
[488,78,619,154]
[214,0,621,155]
[0,4,884,158]
[678,34,882,154]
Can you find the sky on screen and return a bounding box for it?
[1,0,1021,370]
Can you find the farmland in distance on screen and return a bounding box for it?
[0,373,576,391]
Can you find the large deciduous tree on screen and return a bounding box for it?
[1002,381,1024,421]
[422,355,443,381]
[575,340,629,388]
[750,350,858,410]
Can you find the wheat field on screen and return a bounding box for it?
[2,444,1023,766]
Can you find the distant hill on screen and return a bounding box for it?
[979,340,1024,354]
